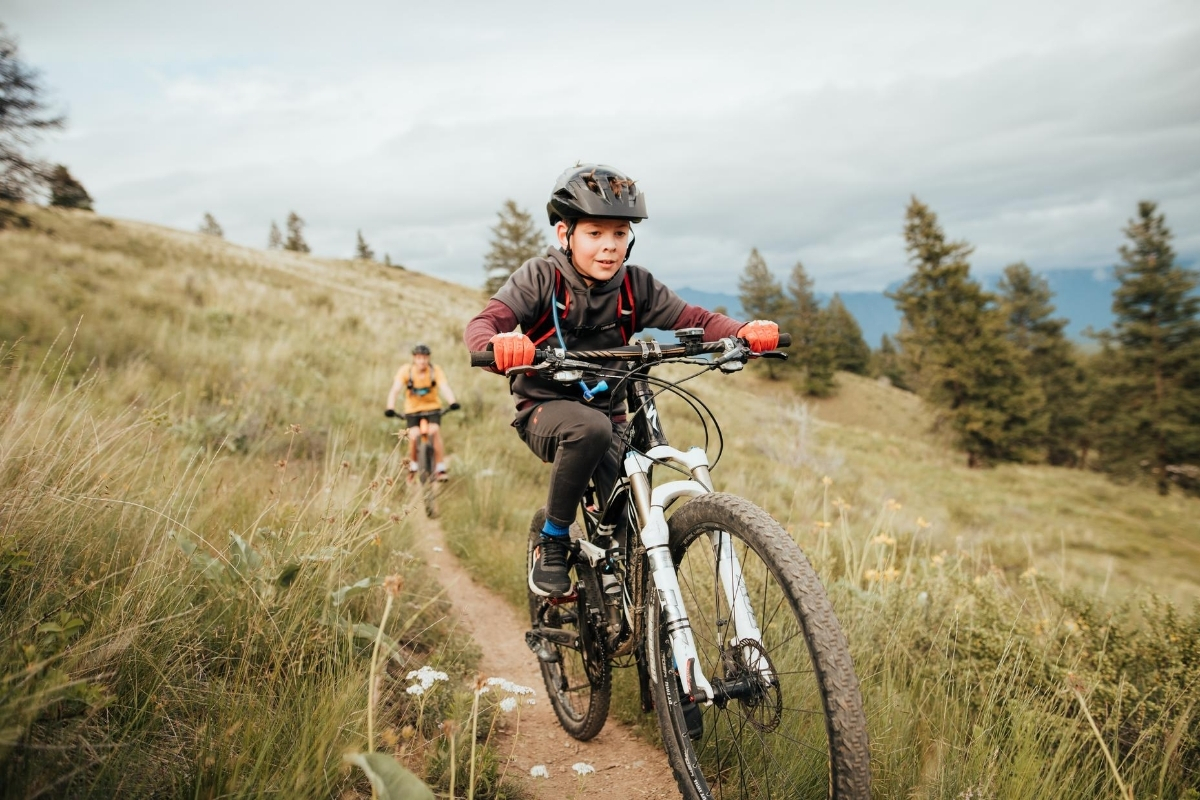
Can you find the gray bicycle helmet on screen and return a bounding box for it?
[547,164,648,226]
[411,343,431,355]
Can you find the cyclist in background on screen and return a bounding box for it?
[385,343,460,481]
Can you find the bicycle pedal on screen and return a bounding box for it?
[524,631,561,664]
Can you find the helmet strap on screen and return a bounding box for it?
[624,232,635,264]
[563,219,577,264]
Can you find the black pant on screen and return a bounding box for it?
[517,400,626,528]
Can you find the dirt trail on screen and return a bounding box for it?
[414,515,679,799]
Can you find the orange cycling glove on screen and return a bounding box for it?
[490,331,536,371]
[737,320,779,353]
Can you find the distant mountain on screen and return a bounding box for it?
[676,268,1122,347]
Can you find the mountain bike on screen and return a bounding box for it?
[407,407,456,518]
[470,330,871,799]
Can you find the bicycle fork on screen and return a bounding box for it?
[625,448,773,705]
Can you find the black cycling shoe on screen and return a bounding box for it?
[529,535,572,597]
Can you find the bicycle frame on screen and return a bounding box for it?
[583,372,773,705]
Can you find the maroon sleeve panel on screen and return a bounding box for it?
[465,299,520,359]
[671,304,744,341]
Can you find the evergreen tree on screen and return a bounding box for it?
[738,248,785,320]
[997,262,1086,465]
[870,334,909,390]
[354,229,374,261]
[782,261,834,394]
[0,26,64,202]
[483,199,545,294]
[284,211,309,253]
[267,221,283,249]
[888,197,1043,466]
[823,294,871,375]
[199,212,223,238]
[738,248,788,380]
[1094,201,1200,494]
[46,164,92,210]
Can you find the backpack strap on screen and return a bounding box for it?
[524,267,637,346]
[404,364,437,394]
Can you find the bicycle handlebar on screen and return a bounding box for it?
[468,333,791,368]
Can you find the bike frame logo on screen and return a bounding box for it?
[645,403,664,440]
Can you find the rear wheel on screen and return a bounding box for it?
[526,509,611,740]
[648,493,870,799]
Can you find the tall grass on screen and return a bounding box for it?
[440,358,1200,797]
[0,205,522,798]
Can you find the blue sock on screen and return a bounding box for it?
[541,519,570,539]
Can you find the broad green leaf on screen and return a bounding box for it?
[228,531,264,574]
[349,622,403,663]
[277,562,301,587]
[330,576,377,607]
[343,751,433,800]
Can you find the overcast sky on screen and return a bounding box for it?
[6,0,1199,293]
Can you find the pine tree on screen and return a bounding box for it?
[738,249,788,380]
[1094,201,1200,494]
[354,229,374,261]
[782,261,834,394]
[484,199,545,294]
[199,212,223,238]
[267,221,283,249]
[46,164,92,210]
[870,334,909,390]
[284,211,309,253]
[738,248,785,320]
[0,26,65,202]
[997,262,1086,465]
[888,197,1043,466]
[823,294,871,375]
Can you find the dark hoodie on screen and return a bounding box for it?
[465,247,742,417]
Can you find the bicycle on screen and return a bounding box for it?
[470,329,871,799]
[404,407,457,518]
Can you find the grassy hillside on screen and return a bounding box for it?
[0,205,519,798]
[3,204,1198,798]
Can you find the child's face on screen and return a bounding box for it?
[557,218,632,284]
[413,353,430,368]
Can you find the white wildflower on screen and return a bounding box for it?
[500,697,517,713]
[572,762,595,775]
[405,666,449,691]
[485,677,535,696]
[530,765,549,779]
[405,684,425,696]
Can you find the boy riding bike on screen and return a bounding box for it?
[385,343,460,481]
[464,164,778,597]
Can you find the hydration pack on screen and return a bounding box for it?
[525,268,637,347]
[403,365,437,397]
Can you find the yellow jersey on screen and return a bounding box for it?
[396,364,446,414]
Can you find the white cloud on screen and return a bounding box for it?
[5,0,1198,292]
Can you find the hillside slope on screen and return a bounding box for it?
[4,206,1198,798]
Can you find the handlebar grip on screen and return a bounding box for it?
[469,350,496,368]
[777,333,792,348]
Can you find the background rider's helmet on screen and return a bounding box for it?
[411,343,431,356]
[546,164,648,226]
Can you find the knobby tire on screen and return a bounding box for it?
[647,493,871,800]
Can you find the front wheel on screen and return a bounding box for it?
[647,493,870,799]
[417,438,437,518]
